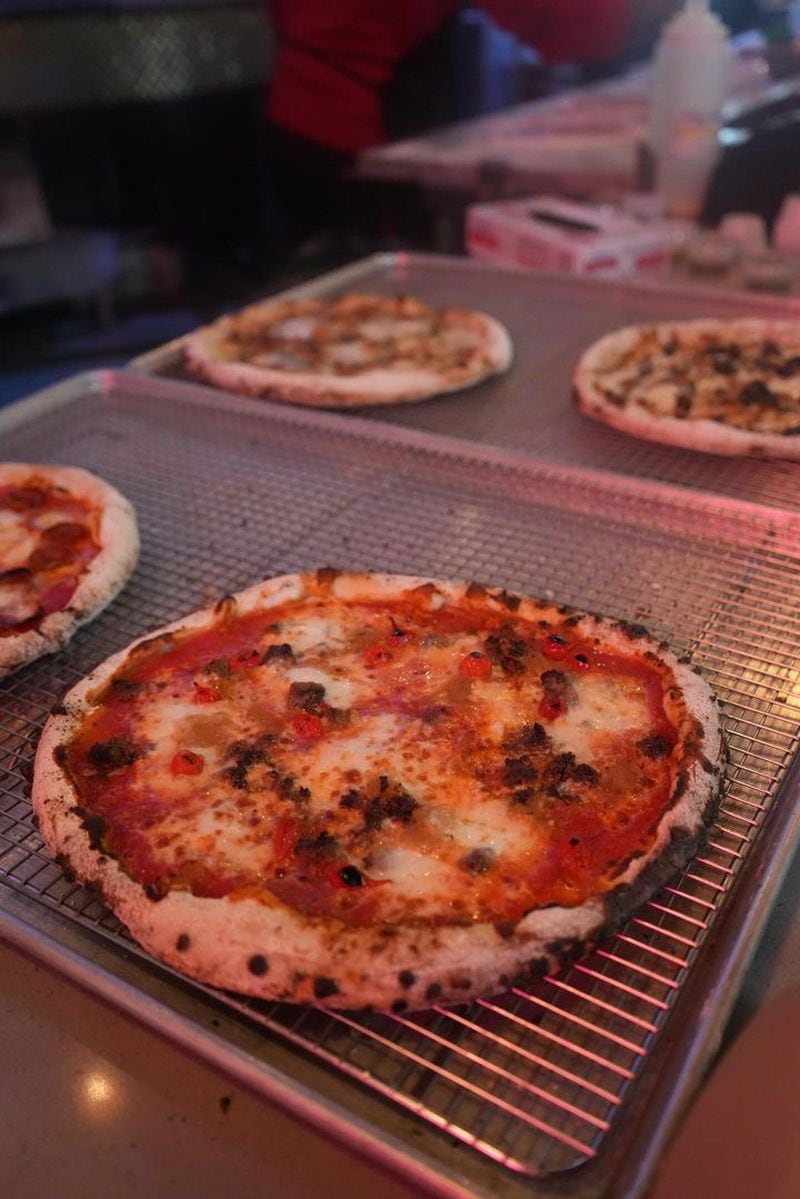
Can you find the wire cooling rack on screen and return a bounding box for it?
[2,370,800,1199]
[132,252,800,513]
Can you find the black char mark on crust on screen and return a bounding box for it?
[507,954,553,990]
[499,589,521,611]
[74,807,108,852]
[616,619,650,640]
[466,581,488,600]
[315,567,340,586]
[313,976,340,1000]
[56,852,77,883]
[672,771,689,802]
[541,938,594,977]
[129,632,174,657]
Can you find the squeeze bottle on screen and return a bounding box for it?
[649,0,730,218]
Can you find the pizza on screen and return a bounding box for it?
[0,464,139,678]
[574,318,800,458]
[32,571,723,1012]
[183,292,512,408]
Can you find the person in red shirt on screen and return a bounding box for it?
[268,0,630,153]
[263,1,631,254]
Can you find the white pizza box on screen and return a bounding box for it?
[466,195,678,278]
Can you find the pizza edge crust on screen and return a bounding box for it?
[0,464,140,678]
[573,318,800,460]
[32,571,724,1012]
[183,306,513,409]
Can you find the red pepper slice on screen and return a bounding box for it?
[459,651,492,679]
[230,648,261,671]
[363,641,394,668]
[292,712,323,740]
[542,633,593,672]
[327,863,390,889]
[541,634,570,661]
[539,695,563,721]
[272,815,298,865]
[363,624,410,668]
[170,750,205,776]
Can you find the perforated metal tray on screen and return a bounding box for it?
[132,252,800,513]
[2,369,800,1199]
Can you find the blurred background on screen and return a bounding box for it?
[2,0,800,404]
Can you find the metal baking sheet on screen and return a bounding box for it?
[2,369,800,1199]
[132,252,800,513]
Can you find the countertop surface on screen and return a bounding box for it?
[5,830,800,1199]
[1,939,420,1199]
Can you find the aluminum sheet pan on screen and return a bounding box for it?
[131,252,800,514]
[2,369,800,1199]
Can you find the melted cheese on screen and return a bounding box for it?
[271,316,318,340]
[550,675,647,757]
[0,510,36,569]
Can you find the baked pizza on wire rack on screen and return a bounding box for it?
[184,292,512,407]
[574,318,800,458]
[0,464,139,678]
[33,570,724,1012]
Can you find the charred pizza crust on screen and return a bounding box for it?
[574,318,800,459]
[32,572,723,1011]
[184,293,512,408]
[0,464,139,678]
